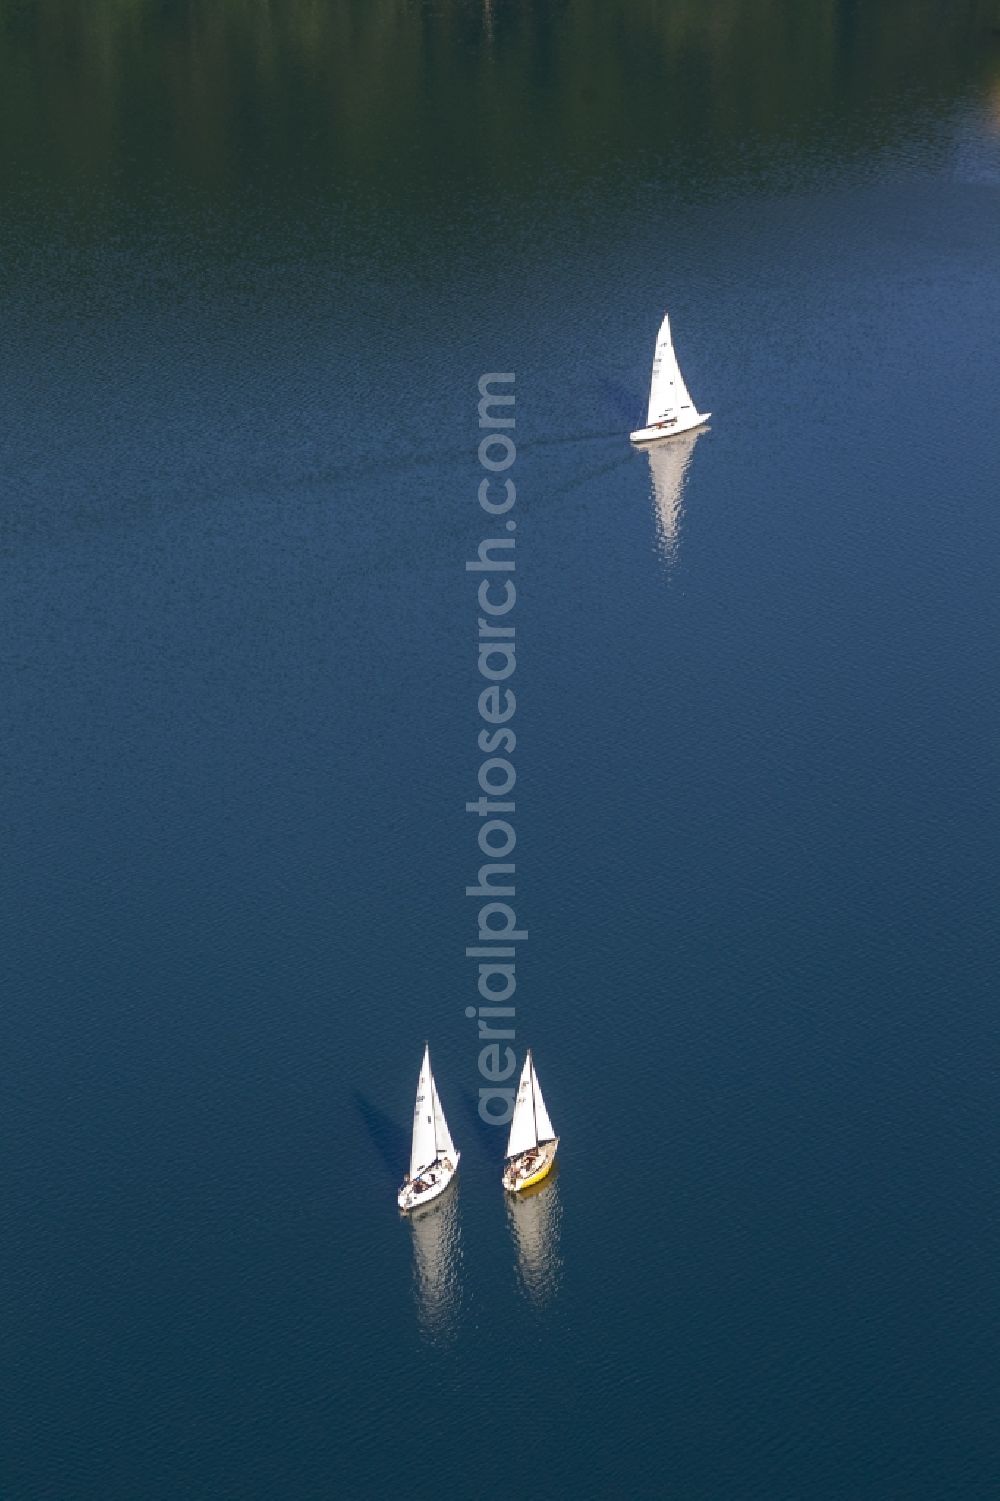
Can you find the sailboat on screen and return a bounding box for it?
[502,1049,559,1193]
[629,309,710,444]
[398,1044,460,1214]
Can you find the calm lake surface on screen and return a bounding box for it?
[2,3,999,1497]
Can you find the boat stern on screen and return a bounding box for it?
[398,1154,460,1214]
[503,1138,559,1193]
[630,412,710,444]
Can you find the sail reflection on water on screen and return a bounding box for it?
[505,1173,563,1307]
[646,427,705,569]
[409,1181,462,1340]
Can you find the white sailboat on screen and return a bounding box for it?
[398,1044,460,1214]
[502,1049,559,1193]
[629,309,710,444]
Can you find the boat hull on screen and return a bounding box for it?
[503,1137,559,1194]
[398,1153,460,1214]
[629,411,710,444]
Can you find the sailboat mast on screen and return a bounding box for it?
[529,1050,538,1148]
[426,1043,439,1159]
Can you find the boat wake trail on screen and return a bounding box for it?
[519,427,626,451]
[548,448,635,502]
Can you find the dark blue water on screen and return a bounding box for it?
[3,4,999,1496]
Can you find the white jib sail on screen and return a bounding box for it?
[530,1057,555,1142]
[646,310,696,428]
[409,1046,438,1178]
[506,1052,538,1158]
[431,1073,455,1160]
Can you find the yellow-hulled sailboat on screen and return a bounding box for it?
[502,1049,559,1193]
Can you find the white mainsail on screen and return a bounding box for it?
[530,1056,555,1142]
[431,1073,455,1159]
[646,310,696,428]
[506,1050,555,1158]
[506,1053,537,1157]
[409,1045,438,1178]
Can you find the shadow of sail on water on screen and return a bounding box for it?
[505,1176,563,1307]
[409,1186,463,1341]
[646,427,705,569]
